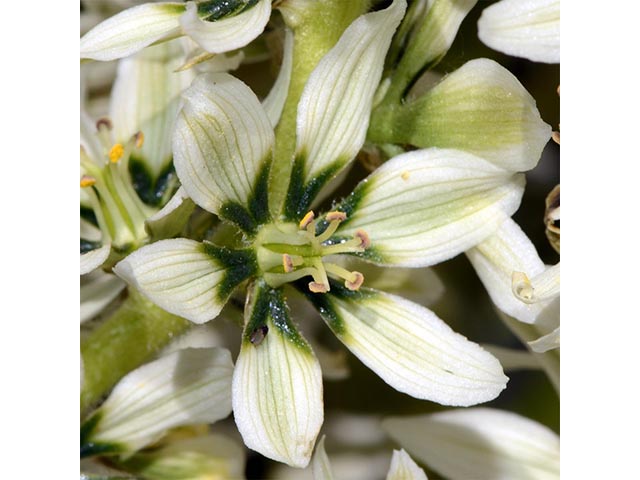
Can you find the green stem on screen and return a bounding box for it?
[81,288,191,416]
[269,0,372,219]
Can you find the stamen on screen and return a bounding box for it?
[134,131,144,148]
[80,175,96,188]
[299,211,315,230]
[282,254,294,273]
[345,272,364,291]
[309,282,328,293]
[325,211,347,222]
[96,118,112,131]
[354,229,370,249]
[109,144,124,163]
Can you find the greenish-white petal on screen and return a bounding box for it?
[82,347,233,455]
[482,345,542,371]
[144,186,195,241]
[370,58,551,172]
[312,436,334,480]
[81,244,111,275]
[336,148,525,268]
[478,0,560,63]
[286,0,406,217]
[81,217,102,243]
[385,0,477,102]
[117,433,245,479]
[383,408,560,480]
[529,326,560,353]
[386,449,428,480]
[173,72,273,233]
[262,28,294,128]
[466,218,548,324]
[80,270,126,323]
[179,0,271,53]
[110,39,196,180]
[80,3,185,61]
[113,238,256,324]
[233,281,323,468]
[305,285,507,406]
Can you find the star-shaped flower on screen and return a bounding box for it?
[114,0,542,466]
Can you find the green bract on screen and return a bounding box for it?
[111,0,552,468]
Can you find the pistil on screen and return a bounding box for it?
[257,211,370,292]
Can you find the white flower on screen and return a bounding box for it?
[383,408,560,480]
[111,0,557,467]
[80,0,272,62]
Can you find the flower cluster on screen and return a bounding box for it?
[80,0,559,477]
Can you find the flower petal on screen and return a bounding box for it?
[284,0,406,218]
[383,408,560,480]
[116,433,246,479]
[173,72,274,234]
[370,59,551,172]
[144,186,195,241]
[478,0,560,63]
[262,28,294,128]
[386,449,428,480]
[110,39,196,180]
[81,243,111,275]
[80,3,185,61]
[82,347,233,455]
[113,238,256,324]
[466,218,547,324]
[304,283,507,406]
[335,148,525,268]
[179,0,271,54]
[312,436,335,480]
[232,281,323,467]
[80,270,126,323]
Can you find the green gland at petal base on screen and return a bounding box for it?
[253,211,370,293]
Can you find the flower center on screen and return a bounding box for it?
[255,211,370,293]
[80,118,154,257]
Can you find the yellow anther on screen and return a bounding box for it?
[134,131,144,148]
[345,271,364,291]
[401,171,410,181]
[355,229,370,249]
[325,211,347,222]
[282,254,294,273]
[109,143,124,163]
[309,281,329,293]
[80,175,96,188]
[299,211,315,230]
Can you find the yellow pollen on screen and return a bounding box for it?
[109,143,125,163]
[325,211,347,222]
[134,131,145,148]
[345,271,364,291]
[308,281,328,293]
[401,171,410,181]
[282,254,294,273]
[80,175,96,188]
[355,229,371,249]
[299,211,315,229]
